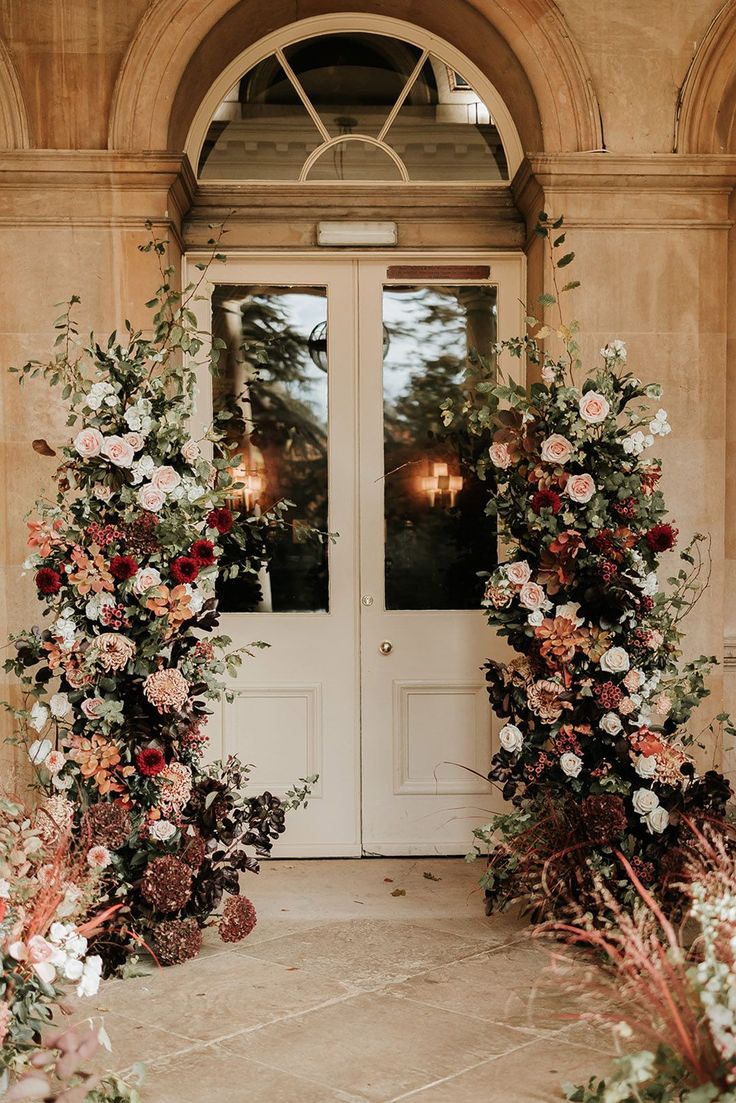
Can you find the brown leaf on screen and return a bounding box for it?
[423,872,442,882]
[32,438,56,457]
[390,888,406,897]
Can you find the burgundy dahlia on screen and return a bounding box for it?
[150,918,203,965]
[206,507,233,535]
[531,488,562,515]
[109,554,139,581]
[35,566,62,594]
[645,523,678,553]
[219,895,257,943]
[140,856,193,913]
[170,556,199,584]
[190,539,216,567]
[136,747,166,777]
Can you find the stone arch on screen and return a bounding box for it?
[676,0,736,153]
[0,35,30,148]
[108,0,603,157]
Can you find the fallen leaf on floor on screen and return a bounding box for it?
[383,877,394,883]
[423,872,442,881]
[287,967,299,971]
[391,888,406,897]
[353,900,364,904]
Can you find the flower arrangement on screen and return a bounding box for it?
[0,793,139,1100]
[4,227,314,971]
[442,214,733,916]
[551,824,736,1101]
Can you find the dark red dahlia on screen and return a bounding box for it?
[531,488,562,515]
[170,556,200,584]
[109,554,139,581]
[645,523,678,553]
[206,507,233,535]
[35,567,62,595]
[136,747,166,776]
[190,539,216,567]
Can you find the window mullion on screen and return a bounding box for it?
[276,47,331,143]
[376,48,429,143]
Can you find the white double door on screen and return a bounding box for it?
[192,252,524,855]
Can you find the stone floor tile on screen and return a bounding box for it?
[240,918,491,988]
[386,1039,609,1102]
[69,1010,196,1072]
[98,950,354,1042]
[221,990,537,1102]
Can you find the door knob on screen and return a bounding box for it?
[361,595,374,607]
[379,640,393,655]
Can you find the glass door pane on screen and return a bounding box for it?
[211,285,329,612]
[382,284,498,610]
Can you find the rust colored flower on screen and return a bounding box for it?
[484,583,512,609]
[94,632,135,672]
[527,679,567,723]
[535,617,589,667]
[150,917,203,965]
[548,530,585,561]
[67,547,114,596]
[639,463,662,495]
[219,895,257,943]
[67,733,132,795]
[140,855,193,913]
[145,584,194,637]
[144,668,190,714]
[83,800,132,849]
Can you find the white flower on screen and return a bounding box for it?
[646,806,670,834]
[186,483,206,503]
[28,736,52,764]
[0,879,9,898]
[52,774,74,791]
[499,723,523,754]
[85,592,115,622]
[138,483,166,512]
[133,566,162,595]
[87,845,112,869]
[560,752,583,778]
[130,454,156,485]
[632,787,659,816]
[186,585,205,614]
[149,819,177,842]
[505,561,531,587]
[29,703,50,733]
[541,364,556,383]
[123,400,153,435]
[601,340,627,362]
[49,693,71,719]
[600,712,622,736]
[556,601,584,627]
[519,581,547,611]
[181,439,201,463]
[62,957,85,981]
[649,409,671,437]
[76,955,103,998]
[151,465,181,493]
[600,646,630,674]
[635,754,658,779]
[45,750,66,775]
[53,614,76,650]
[86,382,117,410]
[74,427,104,459]
[641,572,658,597]
[622,431,654,456]
[124,431,145,452]
[578,391,610,424]
[527,609,545,627]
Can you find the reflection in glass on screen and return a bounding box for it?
[212,286,329,612]
[383,285,498,610]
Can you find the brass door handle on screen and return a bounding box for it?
[379,640,393,655]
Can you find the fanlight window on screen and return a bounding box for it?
[198,32,509,182]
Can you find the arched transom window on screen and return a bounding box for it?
[197,32,510,183]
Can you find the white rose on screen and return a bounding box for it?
[600,646,630,674]
[138,483,166,512]
[600,712,622,736]
[541,364,556,383]
[632,788,659,816]
[151,466,181,493]
[74,428,104,459]
[49,692,71,719]
[124,432,145,452]
[540,434,573,465]
[498,723,523,754]
[556,601,584,627]
[76,955,103,999]
[635,754,658,779]
[101,435,135,468]
[566,473,596,504]
[131,455,156,485]
[29,703,49,733]
[181,440,201,463]
[560,752,583,778]
[527,609,545,627]
[0,879,9,899]
[28,737,52,764]
[133,566,162,594]
[519,581,546,611]
[579,391,610,424]
[149,819,177,842]
[505,561,531,587]
[646,806,670,834]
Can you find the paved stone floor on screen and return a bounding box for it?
[87,859,613,1102]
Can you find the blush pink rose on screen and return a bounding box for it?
[101,435,135,468]
[489,442,511,469]
[81,697,103,720]
[566,473,596,503]
[540,434,573,465]
[124,431,145,452]
[74,428,104,459]
[505,561,531,587]
[181,440,201,463]
[27,935,54,964]
[579,391,610,424]
[519,581,546,610]
[138,483,166,512]
[151,465,181,493]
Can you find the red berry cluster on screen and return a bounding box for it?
[87,522,124,548]
[594,680,623,709]
[611,496,637,519]
[524,752,553,780]
[100,602,131,629]
[599,560,618,584]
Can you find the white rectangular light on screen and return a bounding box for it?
[317,220,397,246]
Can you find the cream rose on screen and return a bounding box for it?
[505,561,531,588]
[138,483,166,512]
[646,806,670,834]
[101,435,135,468]
[81,697,103,720]
[133,566,162,595]
[49,692,71,719]
[540,434,573,465]
[181,440,201,464]
[151,465,181,493]
[489,442,511,469]
[600,646,630,674]
[635,754,658,779]
[560,752,583,778]
[519,581,546,611]
[499,723,523,754]
[600,712,622,736]
[632,788,659,816]
[579,390,610,424]
[45,750,65,775]
[566,473,596,504]
[74,427,104,459]
[149,819,177,842]
[653,693,672,717]
[124,431,145,452]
